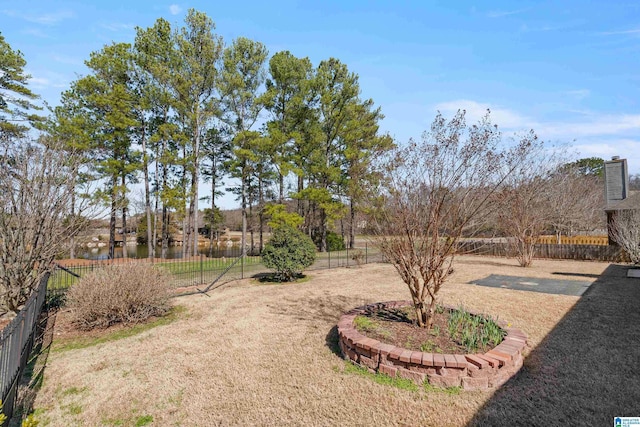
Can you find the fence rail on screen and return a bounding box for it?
[48,244,383,296]
[0,274,49,424]
[536,235,609,246]
[458,241,628,262]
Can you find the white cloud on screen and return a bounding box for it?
[27,70,69,90]
[100,22,134,32]
[600,28,640,36]
[50,54,83,66]
[565,89,590,100]
[520,24,567,33]
[486,9,527,18]
[2,9,74,25]
[26,11,75,25]
[573,139,640,166]
[22,28,50,38]
[432,99,640,171]
[29,76,50,89]
[169,4,182,15]
[434,99,640,140]
[538,114,640,138]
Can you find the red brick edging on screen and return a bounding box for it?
[337,301,528,391]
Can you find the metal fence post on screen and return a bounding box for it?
[200,254,204,284]
[346,247,349,267]
[241,252,244,279]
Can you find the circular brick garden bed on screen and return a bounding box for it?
[337,301,528,391]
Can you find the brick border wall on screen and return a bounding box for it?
[337,301,528,391]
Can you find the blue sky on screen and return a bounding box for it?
[2,0,640,208]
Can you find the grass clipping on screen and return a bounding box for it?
[66,263,172,330]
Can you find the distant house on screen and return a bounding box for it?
[603,157,640,244]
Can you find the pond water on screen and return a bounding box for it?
[73,244,243,260]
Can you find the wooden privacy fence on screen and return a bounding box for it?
[536,235,609,245]
[458,241,628,262]
[0,274,49,424]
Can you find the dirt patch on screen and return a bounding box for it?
[355,306,503,354]
[50,307,178,345]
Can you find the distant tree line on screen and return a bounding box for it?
[47,9,392,259]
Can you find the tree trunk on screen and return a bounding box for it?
[192,115,201,257]
[142,122,153,259]
[413,295,436,329]
[157,110,167,259]
[161,207,169,259]
[279,172,284,204]
[319,208,327,252]
[108,177,117,260]
[241,176,247,257]
[121,174,128,260]
[70,184,76,259]
[297,175,304,216]
[349,198,356,249]
[249,198,255,255]
[259,170,264,253]
[189,168,198,257]
[183,215,189,257]
[182,144,190,258]
[209,170,216,257]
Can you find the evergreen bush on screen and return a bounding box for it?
[262,225,316,281]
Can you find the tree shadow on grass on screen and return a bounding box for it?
[252,272,308,284]
[552,271,601,279]
[325,325,341,356]
[468,264,640,426]
[270,294,370,324]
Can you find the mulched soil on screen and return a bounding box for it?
[356,307,495,354]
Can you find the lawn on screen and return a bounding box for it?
[31,256,635,426]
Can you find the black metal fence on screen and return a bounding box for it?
[48,248,258,294]
[48,243,383,296]
[0,274,49,424]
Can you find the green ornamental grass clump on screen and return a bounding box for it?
[262,225,316,281]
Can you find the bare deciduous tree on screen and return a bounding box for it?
[497,145,600,267]
[609,209,640,264]
[497,161,552,268]
[548,167,604,241]
[368,110,533,329]
[0,137,92,315]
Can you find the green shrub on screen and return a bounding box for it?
[66,263,172,330]
[326,231,346,251]
[262,225,316,281]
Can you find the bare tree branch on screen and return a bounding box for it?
[609,209,640,264]
[366,110,534,329]
[0,136,94,315]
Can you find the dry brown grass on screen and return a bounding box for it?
[32,256,615,426]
